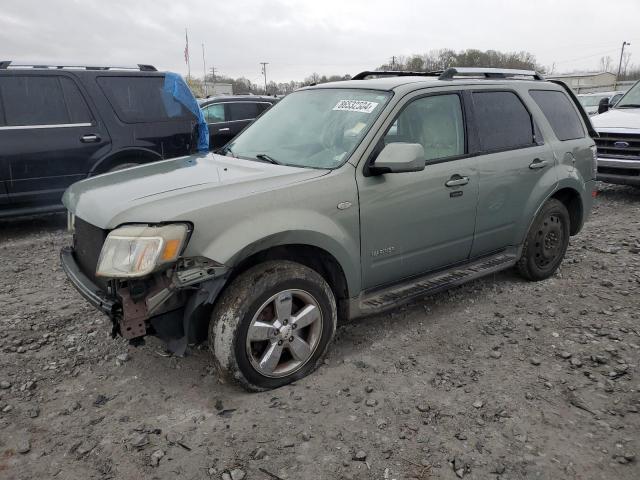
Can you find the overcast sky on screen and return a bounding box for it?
[1,0,639,84]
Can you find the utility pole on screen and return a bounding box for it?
[260,62,268,94]
[616,41,631,88]
[391,56,396,69]
[210,66,216,96]
[201,43,207,97]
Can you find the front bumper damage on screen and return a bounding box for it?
[60,247,228,354]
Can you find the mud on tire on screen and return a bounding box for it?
[209,260,337,391]
[517,198,570,281]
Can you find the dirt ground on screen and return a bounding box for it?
[1,184,639,480]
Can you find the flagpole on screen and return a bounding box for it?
[185,28,191,80]
[202,43,207,96]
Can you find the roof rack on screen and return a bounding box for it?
[0,61,157,71]
[352,70,442,80]
[439,67,544,80]
[352,67,544,82]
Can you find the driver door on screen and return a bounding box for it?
[357,91,479,289]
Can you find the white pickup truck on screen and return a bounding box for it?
[591,80,640,186]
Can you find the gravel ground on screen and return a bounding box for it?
[0,185,639,480]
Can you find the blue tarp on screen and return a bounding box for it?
[162,72,209,152]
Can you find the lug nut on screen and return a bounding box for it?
[289,336,294,342]
[291,324,297,329]
[278,340,283,346]
[283,319,288,325]
[273,330,279,336]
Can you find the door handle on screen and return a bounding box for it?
[445,175,469,187]
[80,134,100,143]
[218,128,230,132]
[529,158,548,170]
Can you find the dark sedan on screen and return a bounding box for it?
[199,95,278,149]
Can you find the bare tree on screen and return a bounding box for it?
[599,55,613,72]
[622,51,632,76]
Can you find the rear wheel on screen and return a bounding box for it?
[517,199,570,281]
[209,261,337,391]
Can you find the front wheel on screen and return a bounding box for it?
[517,198,570,281]
[209,261,337,391]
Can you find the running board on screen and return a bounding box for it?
[352,248,519,318]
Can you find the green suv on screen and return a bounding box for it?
[61,67,597,391]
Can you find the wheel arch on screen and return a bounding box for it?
[89,148,162,175]
[229,242,351,303]
[550,186,584,236]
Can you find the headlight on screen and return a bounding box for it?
[96,224,189,278]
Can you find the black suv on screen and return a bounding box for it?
[0,61,204,218]
[199,95,278,149]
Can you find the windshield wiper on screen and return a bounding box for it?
[616,104,640,109]
[255,153,281,165]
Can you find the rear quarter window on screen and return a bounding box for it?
[97,76,193,123]
[529,90,585,141]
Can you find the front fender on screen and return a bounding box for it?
[197,208,361,296]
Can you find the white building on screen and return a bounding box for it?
[203,82,233,96]
[545,72,618,93]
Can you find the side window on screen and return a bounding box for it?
[0,76,73,126]
[529,90,585,141]
[228,102,259,121]
[203,103,226,123]
[60,77,92,124]
[472,91,535,152]
[384,94,465,162]
[97,76,192,123]
[256,102,273,114]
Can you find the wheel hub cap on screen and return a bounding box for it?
[246,289,323,378]
[534,213,564,268]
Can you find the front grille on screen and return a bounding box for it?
[73,217,108,288]
[595,132,640,159]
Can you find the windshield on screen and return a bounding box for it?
[578,95,607,107]
[616,81,640,108]
[226,88,392,169]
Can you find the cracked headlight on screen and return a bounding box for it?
[96,224,189,278]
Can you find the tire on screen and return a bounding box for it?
[517,198,570,281]
[209,261,337,391]
[107,162,140,173]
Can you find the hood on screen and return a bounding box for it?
[591,107,640,130]
[64,153,329,229]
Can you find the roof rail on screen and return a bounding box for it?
[352,70,442,80]
[0,61,157,72]
[438,67,544,80]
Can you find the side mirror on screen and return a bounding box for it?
[370,143,425,175]
[598,97,610,114]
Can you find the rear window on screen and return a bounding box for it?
[472,91,535,152]
[228,102,260,121]
[529,90,585,141]
[0,75,91,127]
[97,76,193,123]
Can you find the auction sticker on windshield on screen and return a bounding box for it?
[333,100,379,113]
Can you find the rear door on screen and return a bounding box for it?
[469,89,556,257]
[0,72,111,206]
